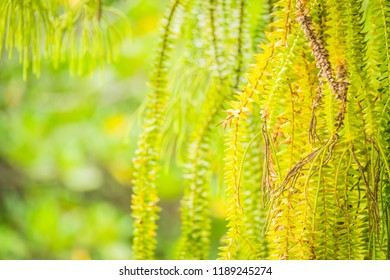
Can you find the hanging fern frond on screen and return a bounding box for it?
[177,82,226,259]
[365,0,390,258]
[218,15,281,258]
[297,0,346,130]
[131,0,390,260]
[207,0,227,83]
[131,0,183,260]
[0,0,129,78]
[261,5,324,259]
[177,0,256,259]
[241,112,268,258]
[231,0,248,89]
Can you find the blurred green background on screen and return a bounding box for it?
[0,0,226,260]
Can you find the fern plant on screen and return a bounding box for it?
[2,0,389,260]
[131,0,271,260]
[133,0,390,260]
[0,0,129,78]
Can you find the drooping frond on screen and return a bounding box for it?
[218,0,390,260]
[131,0,390,260]
[241,111,268,258]
[230,0,249,89]
[365,0,390,259]
[177,0,256,260]
[218,24,279,260]
[177,82,226,259]
[0,0,129,78]
[131,0,183,260]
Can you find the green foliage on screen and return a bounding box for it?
[0,0,130,78]
[132,0,390,259]
[131,0,269,260]
[131,0,183,260]
[2,0,390,261]
[0,0,164,260]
